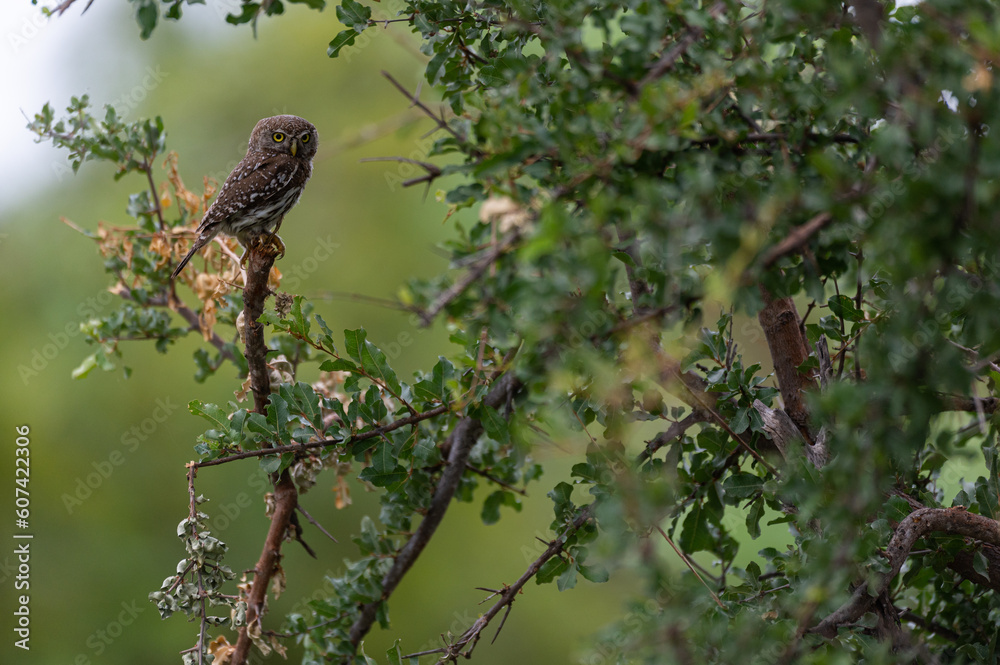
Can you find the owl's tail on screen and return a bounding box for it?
[171,234,212,279]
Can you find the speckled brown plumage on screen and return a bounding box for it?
[171,115,318,279]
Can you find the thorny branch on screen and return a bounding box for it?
[404,505,596,663]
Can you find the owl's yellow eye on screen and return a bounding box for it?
[272,132,286,143]
[300,133,311,144]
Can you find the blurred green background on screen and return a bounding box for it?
[0,2,802,664]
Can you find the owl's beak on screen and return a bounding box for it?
[290,140,298,158]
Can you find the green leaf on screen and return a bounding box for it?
[134,0,159,39]
[189,401,230,431]
[328,29,359,58]
[336,0,370,31]
[385,639,403,665]
[344,328,402,396]
[973,550,989,577]
[536,556,569,584]
[285,296,311,338]
[828,294,864,322]
[578,563,610,583]
[358,465,408,490]
[225,1,260,25]
[730,406,750,434]
[679,502,714,554]
[746,497,765,539]
[557,563,578,591]
[359,338,402,396]
[371,441,395,474]
[246,412,274,438]
[228,409,248,446]
[481,490,520,525]
[267,394,291,446]
[414,357,455,402]
[71,352,99,379]
[260,454,282,474]
[476,404,510,444]
[319,358,359,373]
[723,472,764,500]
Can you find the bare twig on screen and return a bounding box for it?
[418,232,522,325]
[402,505,596,662]
[465,463,528,495]
[193,403,451,469]
[654,524,724,609]
[168,298,238,365]
[381,70,465,144]
[51,0,96,15]
[359,156,442,188]
[690,132,860,149]
[296,504,338,543]
[142,160,166,232]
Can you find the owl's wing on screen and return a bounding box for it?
[199,154,305,229]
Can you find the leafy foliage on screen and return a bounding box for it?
[37,0,1000,663]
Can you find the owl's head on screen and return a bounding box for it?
[249,115,318,161]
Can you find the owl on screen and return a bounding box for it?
[171,115,319,279]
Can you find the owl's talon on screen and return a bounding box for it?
[269,233,286,260]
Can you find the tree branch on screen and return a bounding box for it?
[381,70,467,145]
[757,212,833,269]
[417,231,522,326]
[168,297,238,365]
[232,237,298,665]
[192,403,451,469]
[637,411,709,464]
[346,372,522,652]
[757,287,818,443]
[810,507,1000,638]
[404,505,595,661]
[638,2,726,89]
